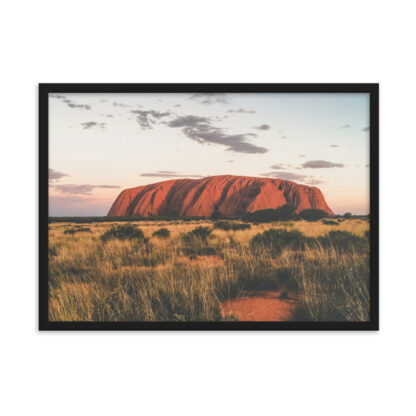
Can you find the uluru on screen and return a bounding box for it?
[108,175,334,217]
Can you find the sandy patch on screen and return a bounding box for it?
[221,291,298,321]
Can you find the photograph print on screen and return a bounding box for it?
[40,84,378,330]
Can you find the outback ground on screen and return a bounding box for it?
[48,218,370,322]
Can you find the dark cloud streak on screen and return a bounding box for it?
[167,115,268,154]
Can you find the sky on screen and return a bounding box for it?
[49,92,370,216]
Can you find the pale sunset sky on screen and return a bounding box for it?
[49,92,370,216]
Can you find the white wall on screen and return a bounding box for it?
[1,1,415,415]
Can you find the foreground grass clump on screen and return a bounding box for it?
[152,227,170,238]
[318,230,368,252]
[214,221,251,231]
[182,226,213,243]
[100,224,145,242]
[48,218,370,322]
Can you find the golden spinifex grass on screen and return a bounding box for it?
[48,219,370,322]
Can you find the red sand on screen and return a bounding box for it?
[221,291,298,322]
[108,174,333,217]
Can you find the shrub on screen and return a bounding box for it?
[318,231,367,252]
[182,226,213,243]
[299,208,329,222]
[152,228,170,238]
[64,227,91,235]
[322,220,339,226]
[250,228,308,253]
[214,221,251,231]
[100,224,145,243]
[243,204,298,223]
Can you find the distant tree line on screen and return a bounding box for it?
[48,207,368,224]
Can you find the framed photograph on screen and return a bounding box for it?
[39,83,379,330]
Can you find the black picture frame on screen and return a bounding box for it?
[39,83,379,331]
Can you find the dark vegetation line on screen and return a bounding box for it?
[49,205,368,224]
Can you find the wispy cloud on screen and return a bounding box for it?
[270,163,286,170]
[363,126,370,131]
[50,94,92,110]
[139,170,204,179]
[228,108,256,114]
[253,124,271,131]
[81,121,106,130]
[261,171,309,181]
[302,160,344,168]
[261,171,324,186]
[52,184,120,195]
[190,93,229,105]
[330,144,339,148]
[49,168,69,182]
[131,110,171,129]
[167,115,268,154]
[298,154,306,158]
[112,101,130,108]
[340,124,350,129]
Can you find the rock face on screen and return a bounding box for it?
[108,175,334,217]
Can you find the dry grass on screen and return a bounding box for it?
[48,219,370,322]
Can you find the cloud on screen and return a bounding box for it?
[190,93,229,105]
[261,171,309,182]
[298,154,306,158]
[167,114,268,154]
[112,101,130,108]
[280,135,287,139]
[302,160,344,168]
[63,99,91,110]
[228,108,256,114]
[330,144,339,148]
[363,126,370,131]
[167,115,209,128]
[131,109,172,129]
[140,171,204,179]
[254,124,271,131]
[306,179,325,185]
[227,160,234,163]
[81,121,106,130]
[174,104,181,107]
[270,163,286,170]
[49,168,69,182]
[261,170,325,186]
[340,124,350,129]
[50,94,92,110]
[52,184,120,195]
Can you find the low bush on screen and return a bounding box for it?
[64,227,91,235]
[214,221,251,231]
[250,228,308,253]
[152,228,170,238]
[100,224,145,243]
[322,220,339,226]
[299,208,329,222]
[243,204,299,223]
